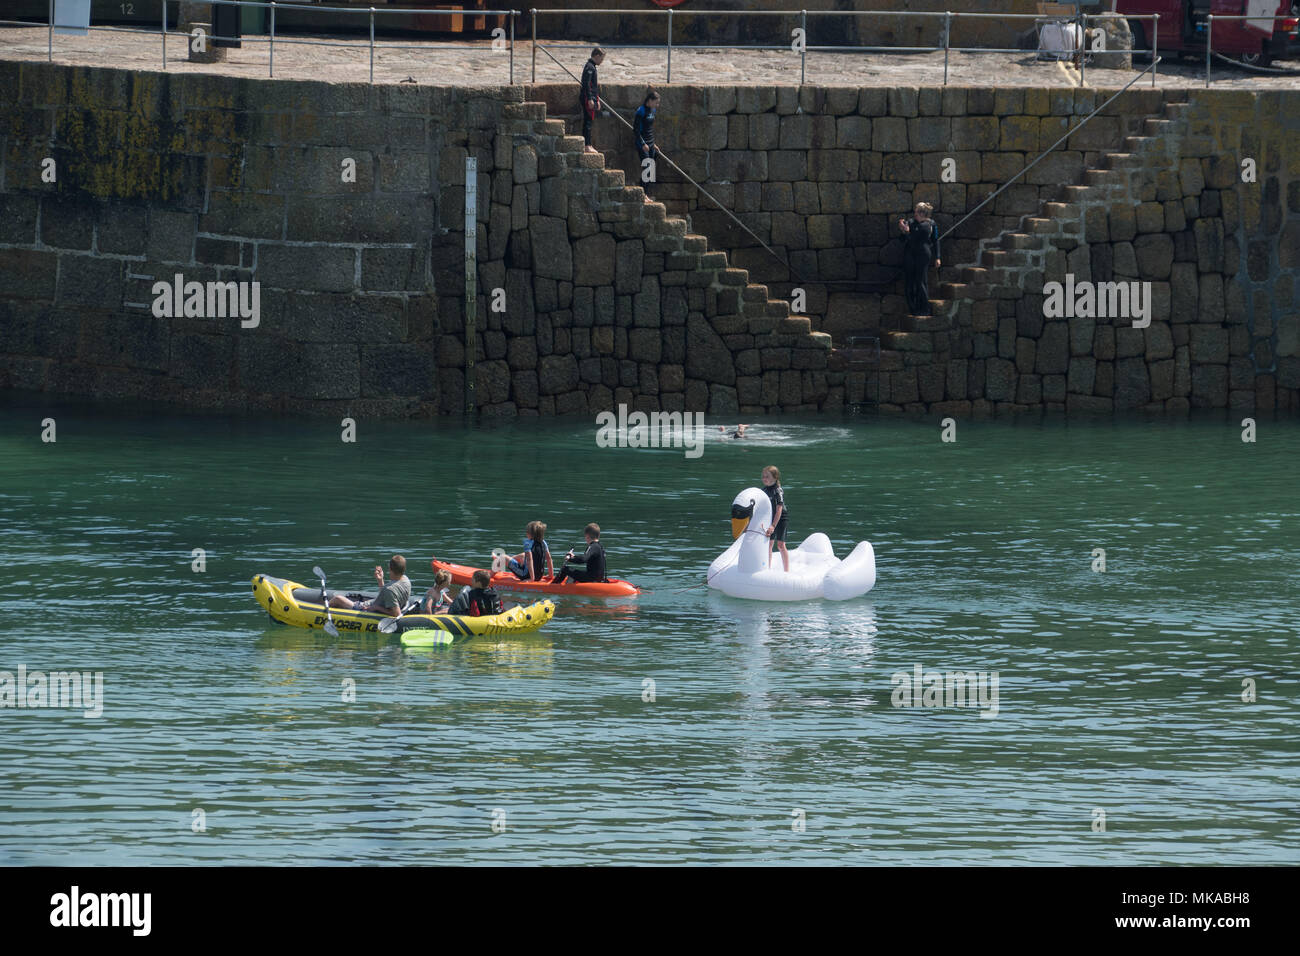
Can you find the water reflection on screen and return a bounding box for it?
[3,397,1298,864]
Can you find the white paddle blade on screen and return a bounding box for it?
[324,621,339,637]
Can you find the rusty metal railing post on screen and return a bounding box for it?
[1152,14,1158,86]
[1079,12,1086,87]
[1205,16,1212,87]
[800,10,806,85]
[666,8,673,83]
[944,12,952,86]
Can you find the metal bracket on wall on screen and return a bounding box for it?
[465,155,478,415]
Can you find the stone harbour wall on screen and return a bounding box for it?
[529,81,1300,413]
[0,58,1297,418]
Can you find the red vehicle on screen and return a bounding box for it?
[1118,0,1299,65]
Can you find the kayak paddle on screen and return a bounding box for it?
[312,565,341,637]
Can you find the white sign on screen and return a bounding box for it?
[54,0,91,36]
[1246,0,1276,35]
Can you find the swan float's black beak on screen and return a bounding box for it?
[730,501,754,540]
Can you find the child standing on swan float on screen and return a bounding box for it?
[762,466,790,572]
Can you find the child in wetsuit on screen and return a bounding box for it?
[448,569,503,616]
[633,88,661,198]
[509,521,554,581]
[761,465,789,572]
[552,523,607,585]
[898,201,942,316]
[579,47,605,153]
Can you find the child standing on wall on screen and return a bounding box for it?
[761,466,790,573]
[898,201,942,316]
[580,47,605,154]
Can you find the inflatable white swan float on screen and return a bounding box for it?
[707,488,876,601]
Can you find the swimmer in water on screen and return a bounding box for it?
[718,424,750,440]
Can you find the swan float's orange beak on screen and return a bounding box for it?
[730,501,755,540]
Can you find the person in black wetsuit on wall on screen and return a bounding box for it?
[579,47,605,154]
[552,523,607,585]
[898,201,942,316]
[633,88,661,199]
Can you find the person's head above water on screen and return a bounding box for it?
[584,522,600,541]
[472,569,491,588]
[762,465,780,486]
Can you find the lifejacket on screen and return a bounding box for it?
[468,587,502,617]
[529,538,549,579]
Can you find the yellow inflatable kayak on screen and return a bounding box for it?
[251,574,555,637]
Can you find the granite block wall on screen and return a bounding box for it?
[0,58,1296,418]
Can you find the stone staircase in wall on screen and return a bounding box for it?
[496,91,1191,414]
[496,100,834,414]
[841,91,1193,411]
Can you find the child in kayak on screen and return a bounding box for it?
[329,555,410,616]
[449,569,504,616]
[419,569,453,615]
[761,466,790,572]
[509,521,554,581]
[552,523,607,585]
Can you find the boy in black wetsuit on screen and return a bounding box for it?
[448,569,503,616]
[579,48,605,153]
[553,523,607,585]
[898,201,942,316]
[633,88,660,198]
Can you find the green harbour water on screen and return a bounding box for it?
[0,393,1296,865]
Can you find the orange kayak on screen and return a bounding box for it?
[431,558,641,597]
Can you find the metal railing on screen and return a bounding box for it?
[7,3,1166,87]
[12,0,520,84]
[533,38,803,281]
[528,8,1161,88]
[944,56,1162,242]
[1204,15,1295,86]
